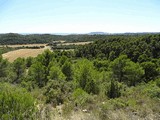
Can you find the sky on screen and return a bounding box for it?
[0,0,160,33]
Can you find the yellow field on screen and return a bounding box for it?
[1,41,92,62]
[0,44,47,48]
[59,41,92,46]
[2,49,44,62]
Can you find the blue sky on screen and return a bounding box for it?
[0,0,160,33]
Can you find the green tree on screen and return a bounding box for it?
[74,59,98,94]
[109,51,116,61]
[124,61,144,86]
[110,55,144,86]
[41,49,53,67]
[62,61,73,81]
[48,66,66,81]
[28,62,46,87]
[59,55,68,66]
[12,58,26,83]
[0,55,8,78]
[93,59,109,71]
[110,55,129,82]
[107,80,121,98]
[25,57,33,68]
[141,62,158,82]
[138,54,150,63]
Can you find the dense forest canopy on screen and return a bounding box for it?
[0,33,97,44]
[0,33,159,45]
[76,34,160,62]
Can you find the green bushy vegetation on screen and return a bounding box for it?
[0,47,18,55]
[0,83,37,119]
[0,33,160,119]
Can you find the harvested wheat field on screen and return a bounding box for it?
[59,41,93,46]
[2,49,44,62]
[0,44,47,48]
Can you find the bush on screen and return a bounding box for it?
[44,80,73,106]
[98,98,128,120]
[72,88,94,107]
[144,81,160,98]
[156,78,160,87]
[0,83,37,119]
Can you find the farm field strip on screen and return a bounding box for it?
[2,49,45,62]
[58,41,92,46]
[1,41,92,62]
[0,44,47,48]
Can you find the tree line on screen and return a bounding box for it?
[0,33,96,45]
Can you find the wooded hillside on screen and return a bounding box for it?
[0,33,160,119]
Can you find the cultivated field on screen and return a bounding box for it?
[59,41,92,46]
[2,49,44,62]
[0,44,47,48]
[1,41,92,62]
[2,45,51,62]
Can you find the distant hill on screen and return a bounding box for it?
[88,32,108,35]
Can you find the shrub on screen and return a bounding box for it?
[44,80,72,106]
[144,81,160,98]
[72,88,94,107]
[0,83,37,119]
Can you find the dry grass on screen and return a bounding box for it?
[59,41,92,46]
[0,44,47,48]
[2,44,52,62]
[1,41,91,62]
[2,48,45,62]
[36,104,160,120]
[37,104,98,120]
